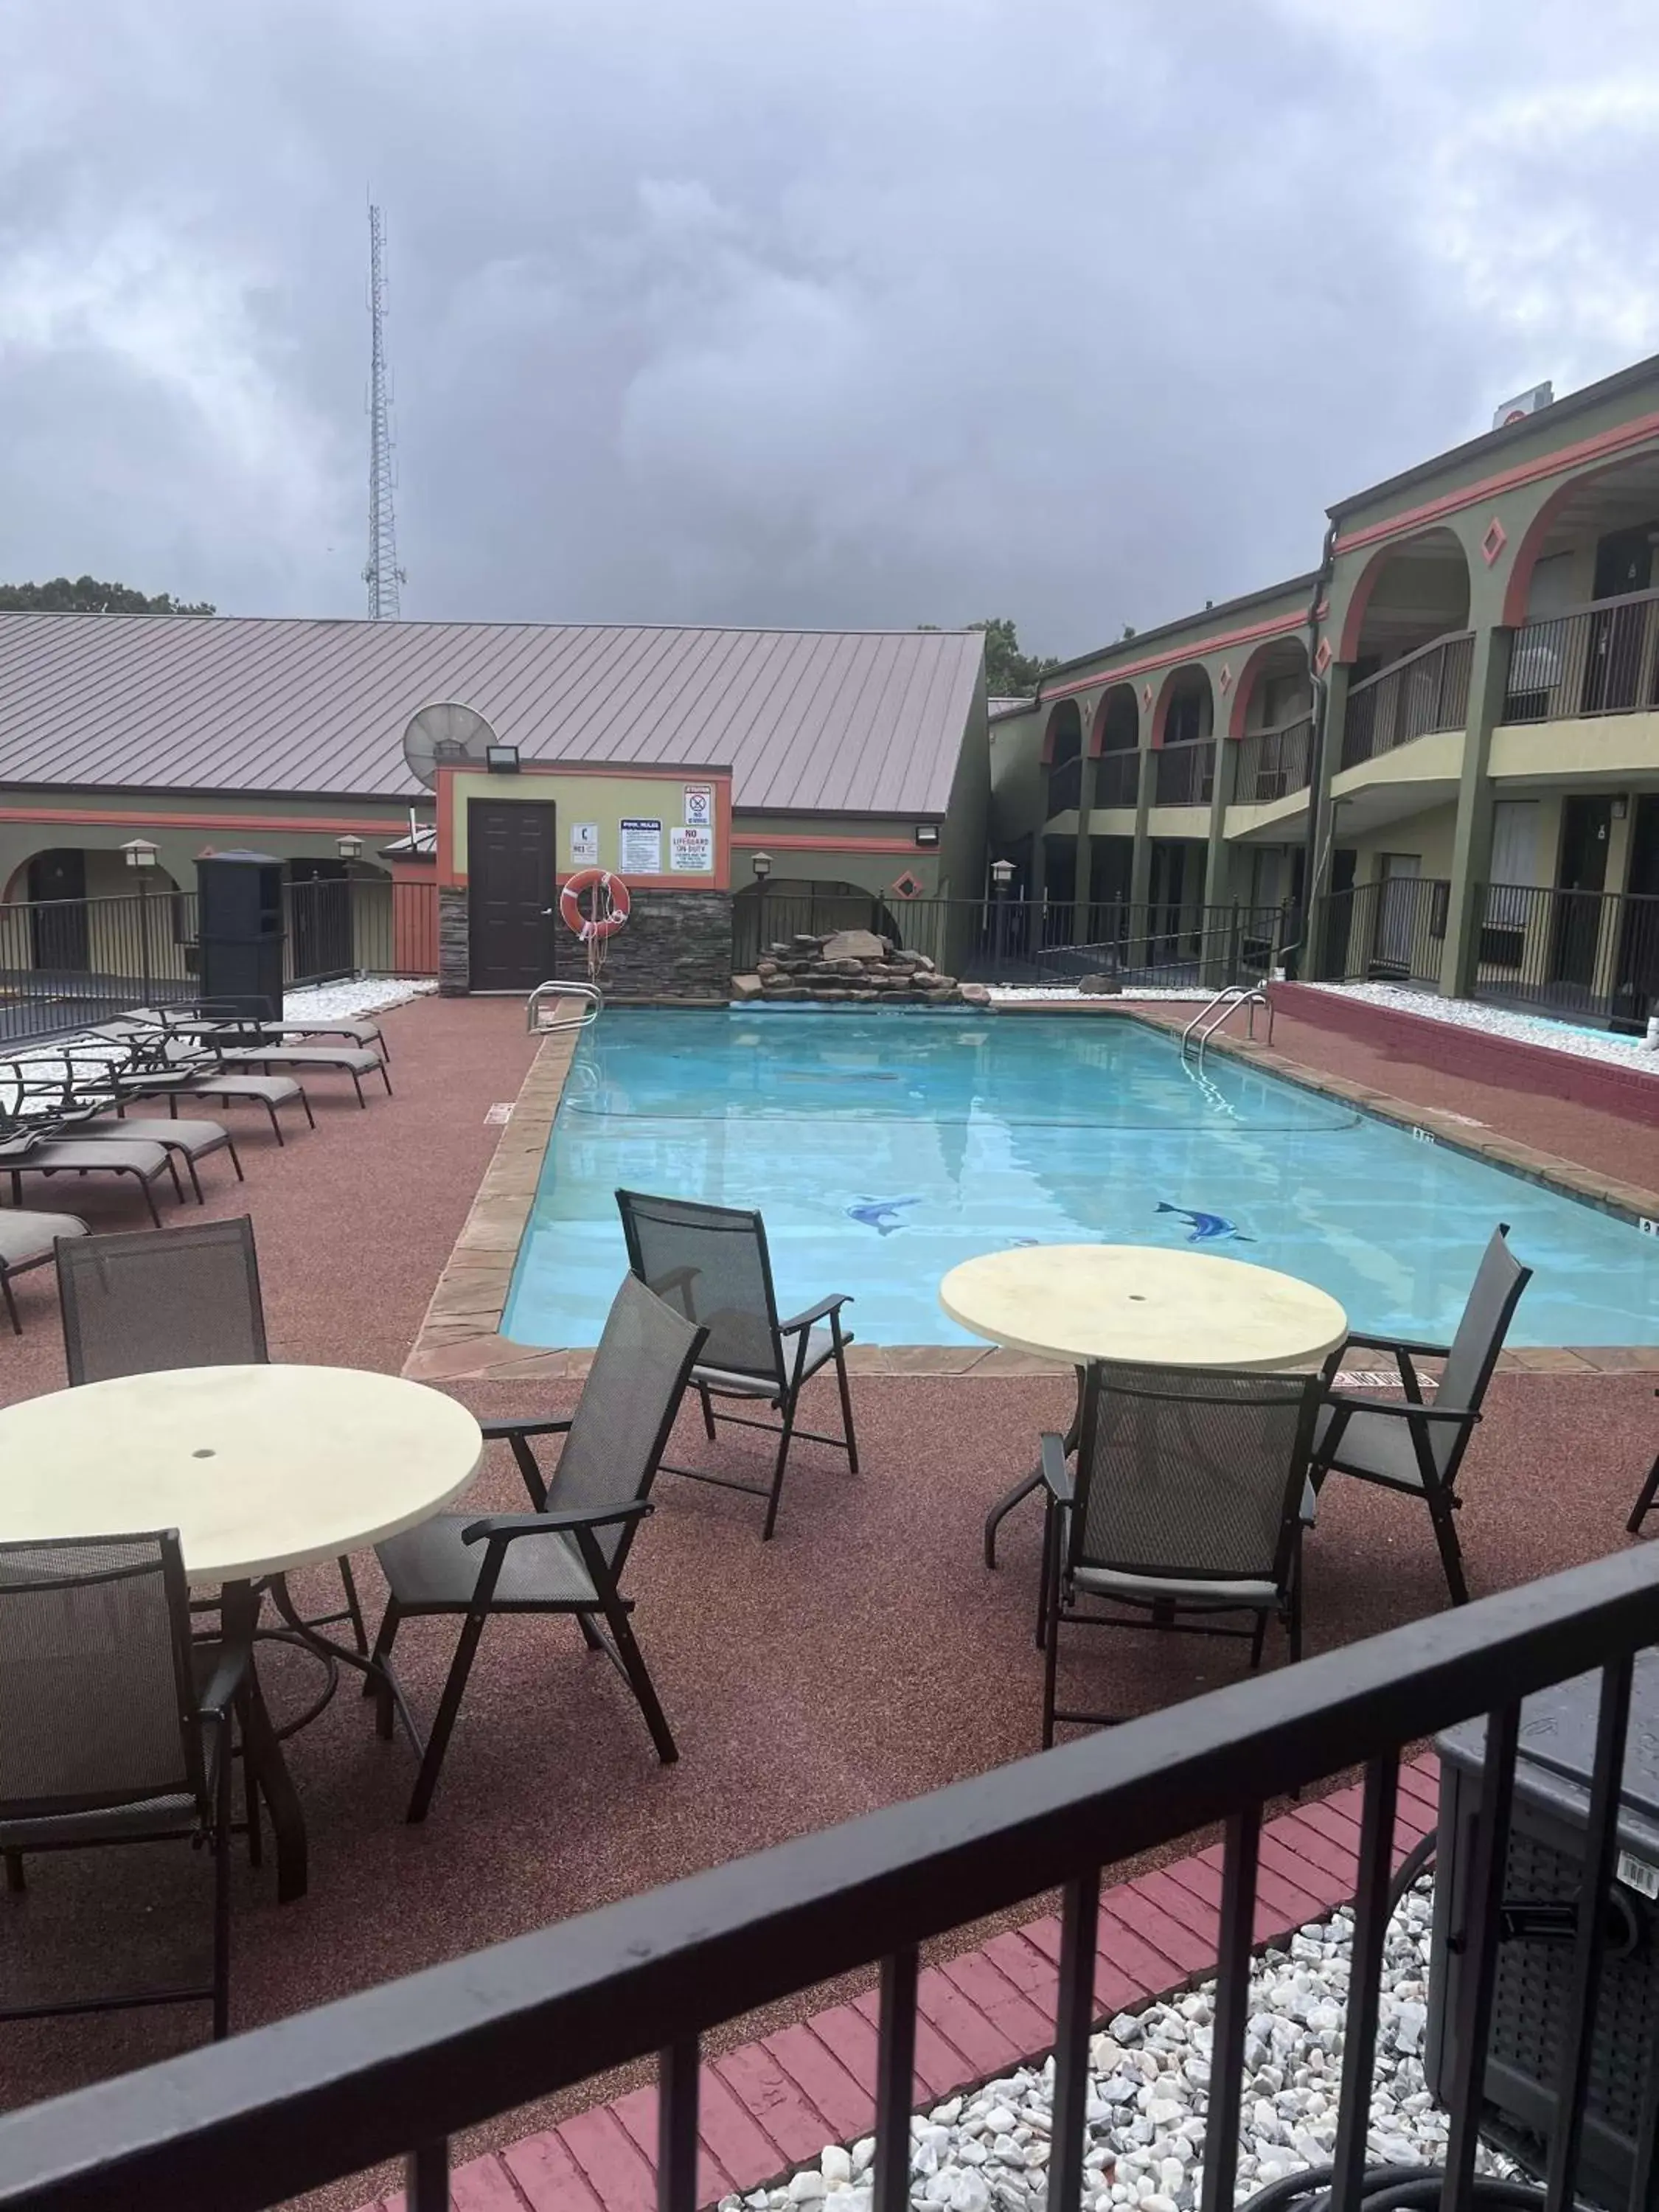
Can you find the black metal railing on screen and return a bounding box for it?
[1235,717,1315,804]
[1471,881,1659,1028]
[1046,754,1083,817]
[1503,585,1659,723]
[1340,633,1473,770]
[282,878,439,987]
[1322,876,1450,987]
[0,888,201,1042]
[1091,750,1141,809]
[1152,739,1215,807]
[1037,901,1287,988]
[5,1545,1658,2212]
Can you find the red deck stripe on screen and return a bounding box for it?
[1124,1873,1222,1959]
[714,2041,841,2166]
[608,2084,734,2205]
[1262,1812,1362,1887]
[696,2065,793,2188]
[917,1964,1023,2077]
[1259,1833,1349,1914]
[557,2110,656,2212]
[852,1986,974,2099]
[1096,1888,1202,1983]
[938,1950,1054,2057]
[1295,1797,1364,1855]
[764,2024,875,2142]
[810,2002,882,2097]
[450,2156,537,2209]
[1022,1908,1162,2016]
[500,2129,608,2212]
[1165,1848,1318,1943]
[981,1930,1061,2010]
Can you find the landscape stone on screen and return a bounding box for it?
[731,973,763,1001]
[821,928,887,963]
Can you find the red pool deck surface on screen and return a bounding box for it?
[358,1760,1441,2212]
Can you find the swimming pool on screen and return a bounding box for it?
[500,1011,1659,1349]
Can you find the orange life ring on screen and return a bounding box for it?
[559,869,631,942]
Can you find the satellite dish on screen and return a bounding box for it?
[401,700,501,790]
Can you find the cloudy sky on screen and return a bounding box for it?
[4,0,1658,656]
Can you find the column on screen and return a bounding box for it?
[1201,737,1237,983]
[1438,625,1511,998]
[1303,661,1352,981]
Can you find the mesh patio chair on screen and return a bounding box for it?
[55,1219,369,1652]
[0,1531,248,2039]
[369,1274,706,1822]
[1039,1360,1325,1745]
[0,1209,88,1333]
[93,1023,316,1144]
[1627,1394,1659,1534]
[1307,1222,1532,1606]
[616,1189,857,1540]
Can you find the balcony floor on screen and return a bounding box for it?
[0,994,1652,2211]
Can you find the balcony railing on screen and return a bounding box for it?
[1235,715,1315,804]
[1037,900,1287,987]
[5,1544,1658,2212]
[1472,880,1659,1027]
[1322,875,1450,987]
[1503,584,1659,723]
[1091,749,1141,809]
[1152,738,1214,806]
[1045,754,1083,817]
[1340,633,1473,770]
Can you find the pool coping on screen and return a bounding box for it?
[404,1012,1659,1385]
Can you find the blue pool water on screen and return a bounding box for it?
[501,1011,1659,1349]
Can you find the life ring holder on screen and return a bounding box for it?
[558,869,630,980]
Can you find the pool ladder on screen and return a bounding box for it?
[1180,981,1273,1071]
[526,981,604,1034]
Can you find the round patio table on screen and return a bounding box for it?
[939,1245,1348,1565]
[0,1363,482,1899]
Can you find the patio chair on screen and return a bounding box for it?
[48,1054,244,1201]
[0,1531,247,2039]
[1037,1360,1324,1746]
[615,1188,858,1540]
[94,1024,316,1144]
[369,1274,706,1822]
[1307,1222,1532,1606]
[1,1128,175,1227]
[204,1040,392,1107]
[0,1210,88,1333]
[1624,1393,1659,1534]
[55,1219,369,1652]
[139,1001,390,1062]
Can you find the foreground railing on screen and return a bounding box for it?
[1340,633,1473,770]
[1038,901,1286,987]
[1235,716,1315,804]
[4,1546,1658,2211]
[1503,584,1659,723]
[1472,880,1659,1028]
[1322,877,1449,987]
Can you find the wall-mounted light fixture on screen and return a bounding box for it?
[914,824,940,848]
[990,858,1015,891]
[751,851,773,881]
[485,743,521,774]
[1613,794,1630,821]
[120,837,159,872]
[336,832,365,863]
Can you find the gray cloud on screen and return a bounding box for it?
[2,0,1657,654]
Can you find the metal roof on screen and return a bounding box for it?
[0,615,985,818]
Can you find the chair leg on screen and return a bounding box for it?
[1425,1486,1470,1606]
[336,1556,369,1655]
[350,1072,367,1109]
[185,1153,206,1204]
[226,1134,245,1182]
[1034,1495,1052,1651]
[212,1736,233,2041]
[406,1613,489,1823]
[0,1271,19,1336]
[1287,1548,1304,1665]
[1040,1538,1062,1750]
[597,1593,678,1764]
[697,1382,717,1441]
[1629,1449,1659,1536]
[164,1153,186,1203]
[299,1089,316,1130]
[262,1099,285,1146]
[4,1848,24,1893]
[761,1396,799,1541]
[1248,1612,1268,1670]
[366,1601,403,1733]
[575,1610,605,1653]
[236,1683,262,1869]
[378,1062,394,1096]
[832,1339,859,1475]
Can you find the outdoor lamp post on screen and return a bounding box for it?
[990,857,1015,978]
[751,851,773,957]
[336,834,364,863]
[121,837,159,1004]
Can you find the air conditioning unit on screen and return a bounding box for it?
[1492,382,1554,431]
[1427,1655,1659,2208]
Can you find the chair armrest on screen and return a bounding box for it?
[197,1638,252,1722]
[478,1416,574,1441]
[1324,1391,1479,1427]
[1342,1329,1452,1360]
[1040,1431,1074,1503]
[779,1293,855,1333]
[461,1499,654,1543]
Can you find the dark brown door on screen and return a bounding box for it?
[27,848,89,970]
[1550,796,1612,991]
[467,799,557,991]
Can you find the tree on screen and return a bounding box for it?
[0,575,215,615]
[919,616,1059,698]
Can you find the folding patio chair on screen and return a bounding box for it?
[616,1189,857,1540]
[0,1531,248,2040]
[1037,1360,1324,1746]
[1626,1393,1659,1534]
[1307,1222,1532,1605]
[369,1274,706,1821]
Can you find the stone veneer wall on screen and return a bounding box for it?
[438,884,470,996]
[437,883,731,1001]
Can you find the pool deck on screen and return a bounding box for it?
[407,998,1659,1385]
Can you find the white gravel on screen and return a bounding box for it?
[987,986,1213,1004]
[280,976,435,1019]
[727,1884,1516,2212]
[1307,981,1656,1076]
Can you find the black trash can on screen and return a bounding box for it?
[1427,1655,1659,2205]
[196,852,286,1020]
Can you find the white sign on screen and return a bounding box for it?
[682,783,714,828]
[569,821,599,865]
[670,825,714,874]
[619,818,663,873]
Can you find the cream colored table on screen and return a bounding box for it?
[0,1364,482,1898]
[939,1245,1349,1565]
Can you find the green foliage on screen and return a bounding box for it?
[0,575,215,616]
[919,615,1060,698]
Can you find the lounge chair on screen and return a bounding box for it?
[205,1041,392,1107]
[90,1029,315,1143]
[0,1210,88,1333]
[369,1274,706,1820]
[2,1133,174,1226]
[138,1004,391,1062]
[1037,1360,1324,1745]
[1307,1222,1532,1605]
[615,1189,858,1540]
[0,1531,248,2040]
[23,1057,241,1203]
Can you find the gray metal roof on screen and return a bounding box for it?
[0,615,985,817]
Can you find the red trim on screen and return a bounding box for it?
[729,832,920,855]
[1041,609,1307,706]
[1086,683,1142,758]
[1039,699,1083,766]
[1227,635,1311,740]
[0,804,395,836]
[1149,662,1213,749]
[1334,409,1659,557]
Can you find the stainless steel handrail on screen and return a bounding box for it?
[525,981,604,1034]
[1180,980,1273,1069]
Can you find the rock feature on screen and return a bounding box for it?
[746,932,969,1006]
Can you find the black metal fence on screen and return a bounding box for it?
[1037,901,1287,988]
[1503,586,1659,723]
[1341,634,1474,769]
[1322,877,1450,987]
[282,877,439,987]
[1152,739,1214,807]
[5,1544,1657,2212]
[1092,750,1140,808]
[1470,881,1659,1029]
[0,888,201,1042]
[1235,717,1315,804]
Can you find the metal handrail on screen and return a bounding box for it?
[525,980,603,1033]
[1180,979,1273,1068]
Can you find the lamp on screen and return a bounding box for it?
[485,743,520,774]
[121,839,159,1004]
[990,858,1015,890]
[336,832,364,863]
[751,852,773,881]
[120,838,159,871]
[1613,796,1629,821]
[914,824,940,849]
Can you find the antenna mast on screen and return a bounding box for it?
[364,202,404,619]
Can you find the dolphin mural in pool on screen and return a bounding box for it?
[1157,1202,1253,1245]
[846,1196,922,1236]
